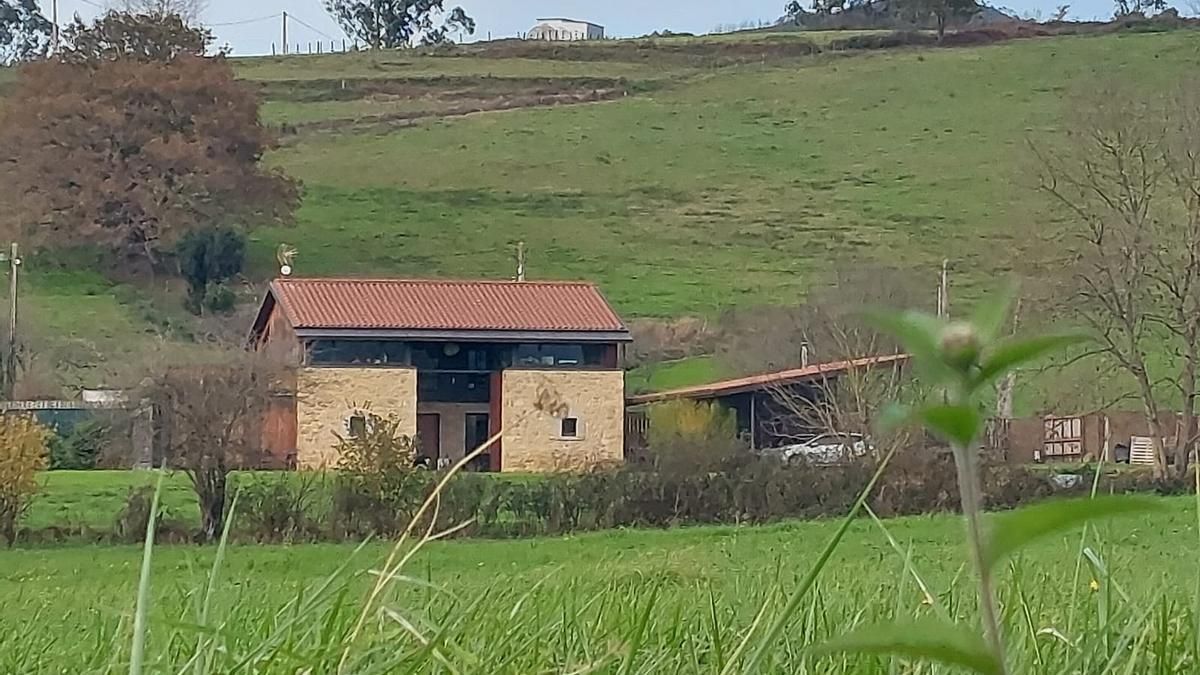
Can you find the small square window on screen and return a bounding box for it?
[560,417,579,438]
[348,415,367,438]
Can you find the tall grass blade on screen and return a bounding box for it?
[129,468,166,675]
[195,491,239,675]
[736,444,898,674]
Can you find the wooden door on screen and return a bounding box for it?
[417,413,441,461]
[1043,416,1083,460]
[261,393,297,469]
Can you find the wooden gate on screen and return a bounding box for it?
[1042,416,1083,461]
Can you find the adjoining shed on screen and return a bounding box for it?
[625,355,909,451]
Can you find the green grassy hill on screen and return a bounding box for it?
[15,29,1200,390]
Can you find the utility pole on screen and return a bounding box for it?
[936,259,950,319]
[51,0,59,54]
[2,244,20,401]
[282,11,288,55]
[516,241,526,282]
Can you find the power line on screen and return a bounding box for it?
[286,12,341,41]
[209,13,281,28]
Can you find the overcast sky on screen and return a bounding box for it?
[45,0,1125,56]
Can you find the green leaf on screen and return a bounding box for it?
[863,309,955,384]
[984,496,1163,570]
[812,621,1001,675]
[919,404,982,447]
[971,286,1017,342]
[975,333,1089,385]
[875,402,913,435]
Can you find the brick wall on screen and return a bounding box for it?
[500,369,624,472]
[295,367,417,468]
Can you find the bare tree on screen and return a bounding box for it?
[1036,81,1200,479]
[765,318,914,459]
[143,352,284,541]
[112,0,207,24]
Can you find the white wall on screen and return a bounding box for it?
[528,19,604,41]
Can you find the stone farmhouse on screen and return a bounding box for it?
[249,277,630,472]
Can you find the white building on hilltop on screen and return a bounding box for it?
[527,18,605,41]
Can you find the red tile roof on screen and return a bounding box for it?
[267,278,628,333]
[626,354,909,405]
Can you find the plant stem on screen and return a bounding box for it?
[952,438,1008,675]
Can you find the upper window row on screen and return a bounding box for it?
[307,340,613,369]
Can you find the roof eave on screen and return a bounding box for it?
[293,327,633,343]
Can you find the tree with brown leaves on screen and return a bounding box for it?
[61,9,210,63]
[0,11,297,273]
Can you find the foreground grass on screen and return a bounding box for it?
[2,493,1197,672]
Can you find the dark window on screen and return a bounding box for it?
[309,340,407,366]
[411,343,498,371]
[511,344,606,368]
[419,372,490,403]
[560,417,579,438]
[347,415,367,438]
[465,413,491,454]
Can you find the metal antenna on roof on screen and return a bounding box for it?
[516,241,527,282]
[277,244,297,277]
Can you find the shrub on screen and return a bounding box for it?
[48,419,110,470]
[202,282,237,313]
[333,412,428,538]
[828,31,937,51]
[112,485,156,544]
[175,226,246,315]
[111,484,190,544]
[0,415,52,546]
[644,400,743,475]
[239,472,322,542]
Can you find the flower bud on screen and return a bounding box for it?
[940,322,981,371]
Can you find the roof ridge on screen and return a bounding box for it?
[273,277,597,286]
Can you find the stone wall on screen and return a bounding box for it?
[295,367,417,468]
[501,369,624,472]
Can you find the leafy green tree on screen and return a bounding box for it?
[324,0,475,49]
[900,0,979,39]
[175,227,245,314]
[0,0,51,64]
[783,0,807,22]
[1113,0,1167,16]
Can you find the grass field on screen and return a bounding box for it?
[6,31,1194,383]
[3,489,1197,672]
[8,29,1200,397]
